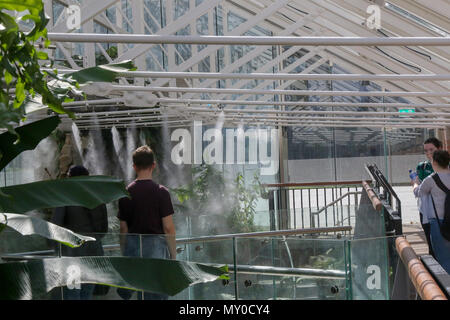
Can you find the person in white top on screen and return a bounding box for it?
[413,150,450,273]
[412,138,442,258]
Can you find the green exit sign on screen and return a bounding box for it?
[399,108,415,113]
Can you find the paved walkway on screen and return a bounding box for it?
[402,224,430,256]
[394,186,431,256]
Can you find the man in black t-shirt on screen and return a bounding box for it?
[117,145,176,300]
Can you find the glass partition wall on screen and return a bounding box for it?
[1,229,400,300]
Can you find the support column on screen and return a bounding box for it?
[438,127,450,153]
[447,127,450,153]
[278,126,290,230]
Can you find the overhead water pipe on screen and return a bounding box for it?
[108,85,450,98]
[72,105,450,118]
[73,113,450,124]
[74,119,445,130]
[92,71,450,81]
[47,33,450,46]
[46,69,450,81]
[150,98,450,109]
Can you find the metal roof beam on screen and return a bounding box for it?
[155,97,450,108]
[226,0,447,103]
[289,1,450,95]
[83,70,450,81]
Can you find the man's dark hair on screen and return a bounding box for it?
[433,150,450,168]
[68,165,89,177]
[424,137,442,149]
[133,145,155,170]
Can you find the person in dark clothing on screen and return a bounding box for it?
[51,165,108,300]
[117,145,176,300]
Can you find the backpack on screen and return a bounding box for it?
[430,173,450,241]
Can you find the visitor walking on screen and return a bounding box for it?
[413,150,450,273]
[117,145,176,300]
[51,165,108,300]
[411,137,443,258]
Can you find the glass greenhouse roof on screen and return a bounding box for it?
[20,0,450,132]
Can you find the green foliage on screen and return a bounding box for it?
[49,127,67,152]
[0,213,96,248]
[0,256,229,299]
[96,46,118,66]
[0,175,129,213]
[307,248,345,271]
[0,116,60,171]
[0,1,76,134]
[0,0,43,14]
[63,60,136,84]
[171,164,227,214]
[227,173,262,233]
[0,3,136,137]
[171,165,268,234]
[0,213,6,233]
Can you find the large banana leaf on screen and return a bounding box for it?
[62,60,137,84]
[0,176,129,213]
[0,116,60,171]
[0,213,95,248]
[0,256,228,299]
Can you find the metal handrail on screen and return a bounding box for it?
[365,164,401,215]
[1,226,352,258]
[395,237,447,300]
[312,192,362,216]
[0,254,345,280]
[227,264,345,279]
[263,181,370,188]
[365,163,402,235]
[420,255,450,298]
[309,192,361,228]
[176,226,352,244]
[362,180,382,211]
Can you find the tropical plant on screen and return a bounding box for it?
[171,164,227,216]
[0,0,72,133]
[171,164,267,234]
[0,1,227,299]
[96,46,118,66]
[227,172,262,234]
[170,165,270,299]
[0,255,228,300]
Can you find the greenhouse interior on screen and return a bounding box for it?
[0,0,449,301]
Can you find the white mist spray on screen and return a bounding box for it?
[71,122,83,163]
[125,126,137,183]
[111,126,126,176]
[215,110,225,131]
[19,136,59,184]
[161,113,176,188]
[84,115,107,175]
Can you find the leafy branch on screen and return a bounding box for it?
[0,1,75,133]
